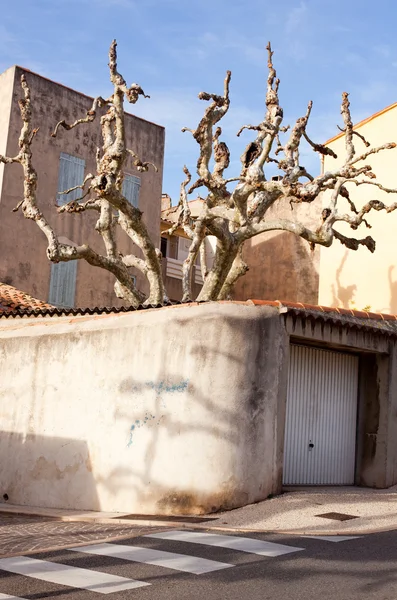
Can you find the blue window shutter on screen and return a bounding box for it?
[122,174,141,208]
[57,153,86,206]
[48,261,78,308]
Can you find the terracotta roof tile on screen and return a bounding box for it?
[0,282,53,313]
[248,299,395,321]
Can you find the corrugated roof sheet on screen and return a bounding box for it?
[2,298,397,337]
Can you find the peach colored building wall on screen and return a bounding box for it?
[234,197,321,304]
[319,106,397,314]
[0,66,164,307]
[0,68,14,207]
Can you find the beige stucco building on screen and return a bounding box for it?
[319,103,397,314]
[160,192,321,304]
[234,199,321,305]
[0,65,165,308]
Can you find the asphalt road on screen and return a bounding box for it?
[0,528,396,600]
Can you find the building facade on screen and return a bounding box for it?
[233,198,321,305]
[160,195,216,301]
[319,103,397,314]
[0,65,165,308]
[160,193,321,304]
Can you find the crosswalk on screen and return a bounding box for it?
[68,541,233,574]
[146,530,306,556]
[0,530,361,596]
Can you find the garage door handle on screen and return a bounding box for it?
[308,442,314,450]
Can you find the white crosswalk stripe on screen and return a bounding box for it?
[145,530,304,556]
[0,531,363,596]
[303,535,360,542]
[69,542,233,574]
[0,556,149,594]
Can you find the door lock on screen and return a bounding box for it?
[308,442,314,450]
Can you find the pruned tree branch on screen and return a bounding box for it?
[7,40,397,307]
[8,42,164,307]
[126,148,158,173]
[51,97,107,138]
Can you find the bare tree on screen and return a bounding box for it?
[3,41,397,306]
[1,41,163,307]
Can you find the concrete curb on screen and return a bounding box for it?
[0,507,195,529]
[190,523,397,536]
[0,527,169,560]
[2,504,397,537]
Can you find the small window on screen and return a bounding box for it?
[161,237,168,257]
[57,153,85,206]
[122,174,141,208]
[48,261,78,308]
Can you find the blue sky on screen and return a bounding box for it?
[2,0,397,202]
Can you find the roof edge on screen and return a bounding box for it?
[11,65,165,130]
[325,101,397,146]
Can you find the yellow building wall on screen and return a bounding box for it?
[319,106,397,314]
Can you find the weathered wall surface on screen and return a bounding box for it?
[0,302,287,514]
[0,67,164,307]
[319,108,397,314]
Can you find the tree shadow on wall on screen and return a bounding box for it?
[388,265,397,314]
[1,309,282,518]
[234,230,319,304]
[105,311,282,516]
[331,250,357,309]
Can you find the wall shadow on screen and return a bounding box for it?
[330,250,357,309]
[388,266,397,314]
[0,432,99,511]
[234,231,320,304]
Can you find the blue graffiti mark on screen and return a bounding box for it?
[127,424,135,447]
[127,381,188,447]
[146,380,189,395]
[145,379,189,408]
[127,411,156,447]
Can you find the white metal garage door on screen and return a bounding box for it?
[283,344,359,485]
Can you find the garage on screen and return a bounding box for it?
[283,343,359,486]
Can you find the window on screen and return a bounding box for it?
[122,174,141,208]
[160,235,178,259]
[49,153,84,306]
[57,153,85,206]
[161,237,168,257]
[48,261,78,308]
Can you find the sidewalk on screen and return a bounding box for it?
[206,486,397,535]
[2,486,397,537]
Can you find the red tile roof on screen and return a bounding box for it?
[247,299,397,321]
[247,299,397,336]
[0,282,53,313]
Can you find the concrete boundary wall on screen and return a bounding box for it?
[0,303,287,514]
